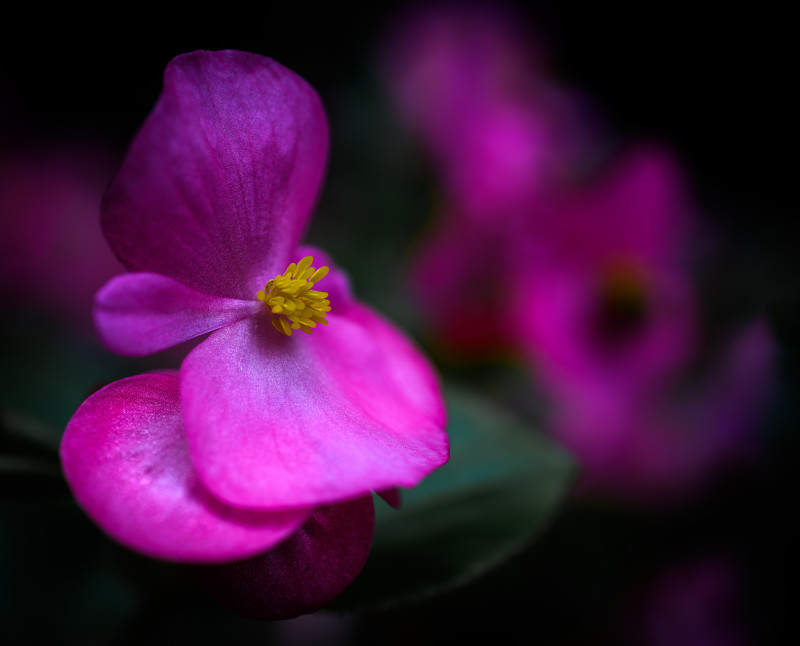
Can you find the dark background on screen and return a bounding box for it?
[4,1,793,314]
[1,2,793,215]
[1,1,795,644]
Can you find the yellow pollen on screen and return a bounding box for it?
[256,256,331,336]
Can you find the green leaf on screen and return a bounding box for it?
[0,408,62,454]
[0,455,62,478]
[0,408,66,497]
[330,384,576,612]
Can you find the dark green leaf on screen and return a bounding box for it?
[1,408,62,454]
[330,383,576,612]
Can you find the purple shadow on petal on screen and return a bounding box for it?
[376,488,402,509]
[101,50,329,300]
[60,373,310,563]
[94,272,262,356]
[195,495,374,620]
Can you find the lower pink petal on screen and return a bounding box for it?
[195,495,374,620]
[60,373,309,562]
[94,272,261,355]
[181,304,449,509]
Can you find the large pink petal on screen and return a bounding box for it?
[196,496,374,620]
[102,50,328,300]
[60,374,309,563]
[181,305,449,509]
[93,272,261,356]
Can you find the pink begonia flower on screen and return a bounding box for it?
[60,50,448,612]
[61,372,375,615]
[382,6,775,501]
[382,2,592,354]
[0,145,122,331]
[509,146,698,405]
[503,146,775,500]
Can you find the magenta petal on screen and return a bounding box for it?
[181,306,449,509]
[102,50,328,299]
[94,272,261,356]
[196,496,374,620]
[60,374,309,562]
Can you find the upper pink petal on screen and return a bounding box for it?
[180,305,449,509]
[60,373,309,562]
[101,50,328,299]
[94,272,261,356]
[196,495,374,620]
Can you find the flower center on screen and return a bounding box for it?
[257,256,331,336]
[592,264,648,349]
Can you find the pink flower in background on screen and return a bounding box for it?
[60,50,448,617]
[382,3,776,501]
[382,2,592,355]
[382,2,586,217]
[506,147,775,500]
[0,145,122,331]
[509,146,698,405]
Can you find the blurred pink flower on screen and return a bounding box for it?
[503,146,775,500]
[60,50,449,617]
[382,1,586,217]
[383,2,592,355]
[0,144,122,331]
[509,146,698,405]
[382,4,776,501]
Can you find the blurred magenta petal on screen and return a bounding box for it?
[512,262,696,404]
[381,2,580,192]
[101,50,328,300]
[410,217,513,354]
[60,373,309,562]
[697,319,776,460]
[530,146,693,267]
[382,2,544,138]
[94,272,261,355]
[181,305,448,509]
[509,145,698,402]
[553,320,775,501]
[440,100,571,217]
[385,3,593,354]
[627,555,750,646]
[0,145,122,329]
[196,495,374,620]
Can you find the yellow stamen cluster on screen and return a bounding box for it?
[257,256,331,336]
